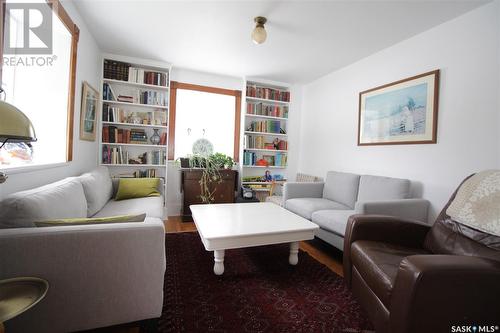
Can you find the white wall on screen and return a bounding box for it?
[0,1,101,199]
[166,68,243,215]
[299,1,500,220]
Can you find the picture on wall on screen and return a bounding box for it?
[80,81,99,141]
[358,69,439,146]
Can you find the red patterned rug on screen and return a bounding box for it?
[159,232,373,333]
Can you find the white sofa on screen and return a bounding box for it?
[0,167,166,333]
[283,171,429,250]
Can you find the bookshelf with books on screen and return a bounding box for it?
[99,54,171,208]
[241,78,291,201]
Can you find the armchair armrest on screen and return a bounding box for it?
[390,255,500,333]
[355,198,429,222]
[282,181,324,202]
[0,219,166,332]
[343,215,430,287]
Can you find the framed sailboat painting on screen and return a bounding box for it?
[358,70,439,146]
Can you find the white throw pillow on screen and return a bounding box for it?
[78,167,113,216]
[0,178,88,228]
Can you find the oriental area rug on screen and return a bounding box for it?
[159,232,373,333]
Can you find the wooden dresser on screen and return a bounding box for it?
[181,169,237,221]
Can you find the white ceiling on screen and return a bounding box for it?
[72,0,488,84]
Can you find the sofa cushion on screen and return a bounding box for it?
[323,171,360,209]
[35,213,146,227]
[115,178,160,201]
[78,167,113,216]
[311,209,357,236]
[0,178,88,228]
[351,240,429,307]
[357,175,410,202]
[92,196,163,219]
[285,198,350,220]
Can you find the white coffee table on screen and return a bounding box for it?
[190,202,319,275]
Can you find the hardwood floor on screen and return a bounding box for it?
[81,216,344,333]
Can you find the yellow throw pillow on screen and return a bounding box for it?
[35,213,146,227]
[115,178,161,201]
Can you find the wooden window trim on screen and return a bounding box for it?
[168,81,242,162]
[0,0,79,162]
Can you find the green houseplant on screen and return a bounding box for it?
[188,153,234,204]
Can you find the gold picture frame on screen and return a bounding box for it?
[358,70,440,146]
[79,81,99,141]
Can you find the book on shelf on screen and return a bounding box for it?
[104,60,130,81]
[102,145,166,166]
[243,151,287,167]
[246,84,290,102]
[246,103,288,118]
[103,83,116,101]
[103,126,162,145]
[104,60,169,87]
[102,145,129,165]
[159,132,167,145]
[115,169,158,178]
[103,83,168,107]
[247,120,282,134]
[102,105,167,126]
[128,67,169,87]
[244,135,287,150]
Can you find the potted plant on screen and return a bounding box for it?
[188,153,234,204]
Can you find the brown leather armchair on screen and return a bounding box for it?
[343,177,500,333]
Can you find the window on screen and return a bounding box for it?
[168,82,241,161]
[0,0,79,168]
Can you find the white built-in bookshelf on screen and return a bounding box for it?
[241,78,291,199]
[98,54,171,204]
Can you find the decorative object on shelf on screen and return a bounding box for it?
[0,99,37,184]
[256,158,268,167]
[252,16,267,44]
[150,128,161,145]
[192,138,214,156]
[130,112,142,124]
[80,81,99,141]
[264,170,272,182]
[358,69,440,146]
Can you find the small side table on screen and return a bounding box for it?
[0,277,49,332]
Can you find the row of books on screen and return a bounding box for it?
[102,105,167,126]
[244,135,287,150]
[103,83,168,106]
[246,103,288,118]
[103,146,129,165]
[104,60,129,81]
[243,152,288,167]
[248,120,282,134]
[246,85,290,102]
[117,170,160,178]
[128,67,169,87]
[102,146,166,165]
[102,126,146,144]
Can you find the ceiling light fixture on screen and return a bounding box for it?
[252,16,267,44]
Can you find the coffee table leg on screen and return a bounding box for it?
[289,242,299,265]
[214,250,225,275]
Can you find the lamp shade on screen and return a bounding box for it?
[0,100,37,143]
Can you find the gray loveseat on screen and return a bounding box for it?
[283,171,429,250]
[0,167,166,333]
